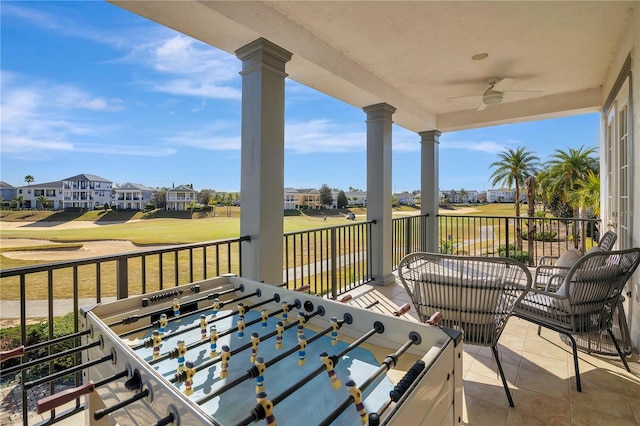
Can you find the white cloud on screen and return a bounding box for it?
[126,35,242,100]
[285,119,365,154]
[440,140,506,154]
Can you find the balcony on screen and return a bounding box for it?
[1,215,637,425]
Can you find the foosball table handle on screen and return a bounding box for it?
[37,381,95,414]
[0,345,25,362]
[393,303,411,316]
[425,311,443,326]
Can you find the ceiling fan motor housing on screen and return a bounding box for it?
[483,90,504,105]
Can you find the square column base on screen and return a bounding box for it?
[371,273,397,287]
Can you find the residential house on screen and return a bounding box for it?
[486,188,527,203]
[17,180,64,209]
[166,184,197,211]
[113,183,157,210]
[295,188,321,209]
[283,188,299,209]
[0,181,16,204]
[345,191,367,207]
[394,192,416,206]
[61,174,112,210]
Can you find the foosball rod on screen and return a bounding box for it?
[175,306,314,384]
[36,368,129,414]
[318,332,422,426]
[93,371,146,421]
[237,321,385,426]
[113,286,253,329]
[131,293,278,349]
[151,299,300,365]
[0,330,91,363]
[24,351,115,390]
[0,339,101,378]
[195,310,337,402]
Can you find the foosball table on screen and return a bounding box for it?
[38,275,463,425]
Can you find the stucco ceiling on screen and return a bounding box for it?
[110,1,634,132]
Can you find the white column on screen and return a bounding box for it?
[419,130,441,253]
[364,103,396,286]
[235,38,292,285]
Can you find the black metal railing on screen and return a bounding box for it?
[283,220,374,297]
[437,214,600,265]
[0,237,248,425]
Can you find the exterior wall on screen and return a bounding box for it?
[284,189,299,209]
[601,6,639,349]
[395,192,416,205]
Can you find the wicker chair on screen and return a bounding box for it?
[534,231,618,290]
[513,248,640,392]
[397,253,532,407]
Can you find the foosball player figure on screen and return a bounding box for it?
[176,339,187,372]
[184,360,196,395]
[152,330,162,359]
[256,392,276,426]
[255,356,266,394]
[159,313,168,334]
[346,379,368,425]
[261,310,268,328]
[173,298,180,317]
[237,315,246,338]
[209,325,219,358]
[330,317,339,346]
[238,302,247,317]
[211,298,220,319]
[275,321,284,350]
[200,314,208,340]
[250,332,260,364]
[298,335,307,367]
[320,351,341,389]
[220,345,231,379]
[297,312,307,337]
[282,302,290,324]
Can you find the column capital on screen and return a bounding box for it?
[419,130,441,143]
[363,103,396,120]
[235,38,292,76]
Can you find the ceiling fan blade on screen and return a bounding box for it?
[505,89,544,94]
[446,94,480,100]
[492,77,514,92]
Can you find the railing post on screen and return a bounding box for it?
[505,218,510,258]
[405,218,412,258]
[116,258,128,299]
[330,227,337,299]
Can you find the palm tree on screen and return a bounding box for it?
[489,147,540,250]
[538,145,598,247]
[37,195,49,210]
[567,170,600,216]
[13,195,24,209]
[24,175,35,185]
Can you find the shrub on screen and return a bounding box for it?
[0,313,79,383]
[521,230,558,241]
[497,244,530,263]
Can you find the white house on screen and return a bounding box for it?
[61,174,112,210]
[394,192,416,206]
[166,184,197,210]
[17,180,64,210]
[283,188,299,209]
[113,183,157,210]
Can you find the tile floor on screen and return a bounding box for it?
[369,277,640,426]
[12,277,640,425]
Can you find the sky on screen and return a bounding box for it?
[1,2,601,194]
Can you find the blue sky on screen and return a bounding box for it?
[1,2,600,193]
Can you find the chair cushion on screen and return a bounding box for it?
[555,249,582,267]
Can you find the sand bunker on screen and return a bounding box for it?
[1,240,148,261]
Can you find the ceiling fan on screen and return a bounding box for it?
[449,77,543,111]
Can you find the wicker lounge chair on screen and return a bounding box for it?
[513,247,640,392]
[397,252,532,407]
